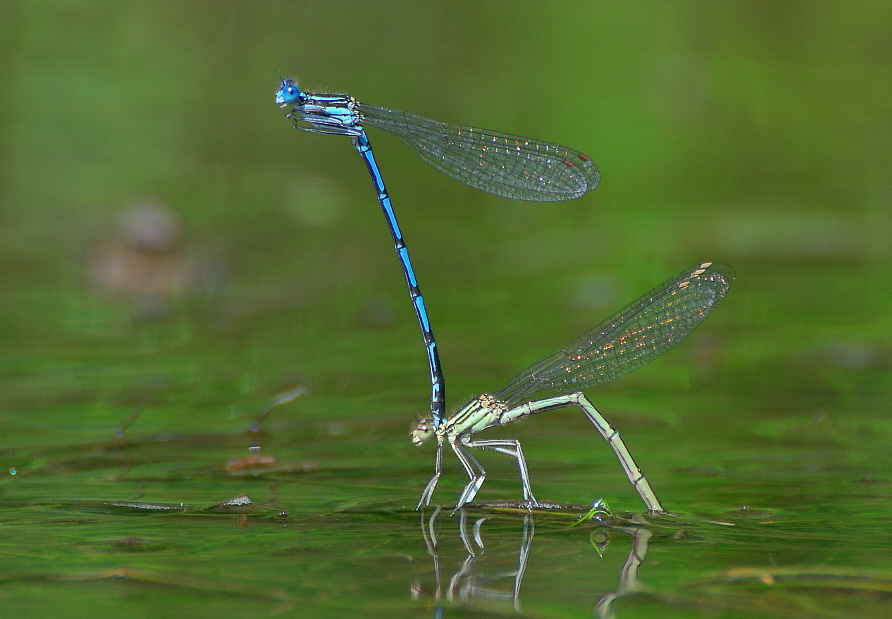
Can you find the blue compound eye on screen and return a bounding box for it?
[275,79,302,106]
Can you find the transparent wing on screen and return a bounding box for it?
[493,262,735,407]
[359,103,599,201]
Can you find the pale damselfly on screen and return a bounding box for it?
[411,262,734,513]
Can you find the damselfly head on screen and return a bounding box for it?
[275,78,301,108]
[410,417,435,447]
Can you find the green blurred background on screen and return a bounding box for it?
[1,1,891,617]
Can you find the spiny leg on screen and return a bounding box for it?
[464,438,539,506]
[417,443,444,509]
[502,393,665,513]
[451,441,487,511]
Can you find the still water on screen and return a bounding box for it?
[2,2,891,617]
